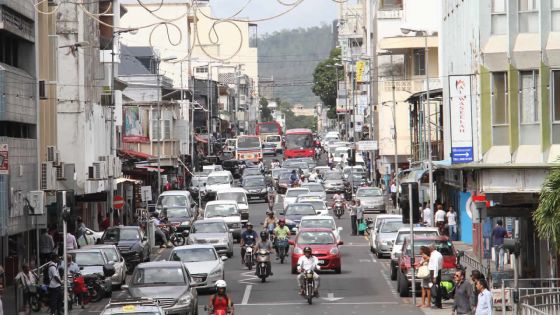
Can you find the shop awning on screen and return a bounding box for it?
[116,177,143,185]
[379,35,438,51]
[135,164,165,172]
[118,149,153,160]
[195,134,208,143]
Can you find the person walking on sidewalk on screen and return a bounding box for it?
[492,219,509,271]
[434,205,446,235]
[428,244,443,309]
[475,278,493,315]
[416,246,431,308]
[390,181,397,208]
[349,200,358,236]
[39,229,55,265]
[422,202,433,227]
[47,254,63,315]
[75,216,88,245]
[356,200,364,236]
[16,263,38,314]
[447,207,458,241]
[452,269,473,315]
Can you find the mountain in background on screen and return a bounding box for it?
[258,24,334,107]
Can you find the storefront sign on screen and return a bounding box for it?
[449,75,474,163]
[0,144,8,175]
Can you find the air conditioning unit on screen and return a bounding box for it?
[27,191,45,215]
[41,162,56,191]
[94,161,108,179]
[56,162,65,180]
[46,146,56,162]
[239,95,247,105]
[99,156,114,177]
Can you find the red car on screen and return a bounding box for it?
[396,236,461,297]
[289,228,343,274]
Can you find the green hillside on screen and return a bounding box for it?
[258,24,334,106]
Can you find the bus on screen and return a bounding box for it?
[235,135,263,161]
[256,121,282,142]
[284,128,314,158]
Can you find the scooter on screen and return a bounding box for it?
[243,245,255,270]
[333,201,345,219]
[28,284,49,312]
[255,249,271,282]
[204,304,235,315]
[276,238,289,264]
[301,269,317,305]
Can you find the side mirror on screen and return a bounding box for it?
[288,240,295,246]
[221,256,228,261]
[337,240,344,245]
[337,227,343,232]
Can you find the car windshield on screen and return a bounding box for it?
[164,208,191,221]
[104,228,140,241]
[279,172,292,180]
[205,204,238,217]
[357,188,382,197]
[192,222,227,233]
[207,175,230,185]
[396,231,439,244]
[302,184,323,192]
[272,169,287,178]
[297,232,335,245]
[243,169,261,176]
[243,178,265,187]
[409,240,454,256]
[237,136,261,149]
[72,252,105,266]
[380,221,404,233]
[286,189,310,197]
[157,195,188,207]
[218,192,247,203]
[285,204,316,215]
[132,267,186,285]
[324,172,342,180]
[285,133,313,149]
[300,219,335,230]
[192,177,207,188]
[267,136,281,142]
[286,162,308,170]
[300,200,326,210]
[101,248,119,262]
[171,248,217,262]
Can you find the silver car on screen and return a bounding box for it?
[355,187,386,213]
[301,182,327,200]
[373,219,406,258]
[322,171,345,193]
[68,249,113,294]
[82,245,127,287]
[186,219,234,258]
[169,245,227,291]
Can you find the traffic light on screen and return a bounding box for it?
[400,182,421,224]
[347,149,356,166]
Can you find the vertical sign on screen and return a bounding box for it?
[0,144,8,174]
[449,75,474,163]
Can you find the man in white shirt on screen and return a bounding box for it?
[390,182,397,207]
[428,245,444,309]
[423,203,433,227]
[446,207,458,241]
[296,247,320,296]
[434,205,446,233]
[475,278,493,315]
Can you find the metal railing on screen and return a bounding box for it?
[461,252,489,276]
[494,278,560,315]
[520,291,560,315]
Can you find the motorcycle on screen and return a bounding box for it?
[255,249,271,282]
[276,238,289,264]
[204,304,235,315]
[243,245,255,270]
[333,201,345,219]
[301,269,316,305]
[83,273,105,302]
[28,284,49,312]
[159,223,186,247]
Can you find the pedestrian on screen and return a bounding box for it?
[390,181,397,207]
[39,229,55,265]
[47,253,63,315]
[428,244,443,308]
[416,246,431,308]
[452,269,474,315]
[66,231,78,250]
[422,202,433,227]
[349,200,358,236]
[434,205,446,234]
[356,200,365,235]
[15,263,38,314]
[491,219,508,271]
[101,214,110,231]
[474,278,493,315]
[470,270,485,308]
[75,216,88,245]
[447,206,458,241]
[66,254,80,275]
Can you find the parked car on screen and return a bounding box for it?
[396,236,460,297]
[289,228,343,274]
[186,219,234,257]
[68,249,113,296]
[123,261,200,315]
[221,159,243,179]
[155,191,196,216]
[262,143,277,156]
[300,182,327,200]
[77,228,104,247]
[100,226,151,272]
[297,216,342,242]
[355,187,386,213]
[280,203,317,233]
[368,214,402,252]
[238,175,267,202]
[283,188,310,210]
[203,200,242,241]
[169,245,227,291]
[390,227,439,280]
[216,188,250,224]
[373,219,407,258]
[82,244,128,286]
[322,171,345,193]
[101,297,165,315]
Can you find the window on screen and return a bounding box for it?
[492,0,507,35]
[519,0,539,33]
[195,66,208,73]
[413,49,425,76]
[551,70,560,144]
[380,0,402,10]
[552,0,560,31]
[492,72,509,145]
[150,109,160,141]
[519,70,541,145]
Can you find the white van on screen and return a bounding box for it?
[156,190,196,215]
[216,188,249,224]
[265,135,283,153]
[206,171,234,200]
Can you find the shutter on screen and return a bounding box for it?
[162,120,172,139]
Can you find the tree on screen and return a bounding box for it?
[533,162,560,276]
[311,48,343,120]
[259,97,272,122]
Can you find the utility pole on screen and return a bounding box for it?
[391,56,399,213]
[424,34,433,212]
[207,63,211,154]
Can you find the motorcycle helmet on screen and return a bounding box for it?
[260,231,269,239]
[215,279,227,293]
[266,210,274,216]
[247,222,254,228]
[303,246,312,254]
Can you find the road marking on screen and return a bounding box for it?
[359,259,372,263]
[321,292,344,302]
[368,253,377,263]
[238,301,400,306]
[238,271,260,284]
[241,284,253,305]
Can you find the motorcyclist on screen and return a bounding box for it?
[297,246,321,296]
[263,211,277,233]
[151,213,170,248]
[208,280,233,315]
[273,218,291,260]
[240,223,258,265]
[289,170,299,187]
[255,231,274,276]
[266,185,276,211]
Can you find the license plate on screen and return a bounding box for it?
[250,196,260,199]
[318,260,325,264]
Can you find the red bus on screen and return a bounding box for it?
[256,121,282,141]
[284,128,314,158]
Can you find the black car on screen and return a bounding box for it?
[276,171,292,194]
[241,167,263,185]
[100,226,151,272]
[241,175,268,202]
[222,159,243,179]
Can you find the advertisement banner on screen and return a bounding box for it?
[354,114,364,132]
[123,107,150,143]
[449,75,474,163]
[0,144,7,175]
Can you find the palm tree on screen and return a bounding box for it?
[533,162,560,277]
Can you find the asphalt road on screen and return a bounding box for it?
[73,155,425,315]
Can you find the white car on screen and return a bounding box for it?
[297,197,329,216]
[297,215,343,242]
[300,182,327,200]
[283,188,310,210]
[389,227,439,280]
[77,228,104,247]
[265,135,283,153]
[169,244,227,290]
[216,188,249,225]
[205,171,234,199]
[204,200,242,241]
[82,245,127,287]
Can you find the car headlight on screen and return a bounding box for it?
[221,237,229,244]
[261,188,267,193]
[177,294,192,306]
[294,247,303,254]
[330,247,339,255]
[209,268,222,277]
[386,241,393,246]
